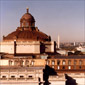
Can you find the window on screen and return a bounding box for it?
[2,76,6,78]
[68,66,71,69]
[52,60,55,65]
[57,60,60,65]
[46,60,49,65]
[20,76,24,78]
[74,60,77,65]
[79,66,82,69]
[28,76,32,78]
[62,60,66,65]
[20,60,24,66]
[52,66,54,68]
[9,60,13,66]
[79,60,82,65]
[25,60,29,66]
[11,76,15,78]
[62,66,65,69]
[14,60,18,65]
[31,61,34,66]
[74,66,76,69]
[68,60,71,65]
[57,66,60,70]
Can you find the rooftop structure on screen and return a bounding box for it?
[3,8,51,42]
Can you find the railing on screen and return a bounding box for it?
[17,78,25,80]
[0,77,37,81]
[49,65,85,70]
[9,78,16,80]
[0,78,7,80]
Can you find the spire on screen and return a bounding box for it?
[26,7,29,13]
[57,35,60,48]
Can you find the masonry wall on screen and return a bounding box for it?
[16,41,40,54]
[0,42,14,54]
[0,41,55,54]
[0,67,44,85]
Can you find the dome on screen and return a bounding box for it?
[20,8,35,22]
[20,13,35,22]
[3,30,50,42]
[20,8,35,28]
[3,8,51,42]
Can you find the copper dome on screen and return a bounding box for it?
[3,30,50,42]
[3,9,51,42]
[20,13,35,22]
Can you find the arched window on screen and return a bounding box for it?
[68,66,71,70]
[52,60,55,65]
[74,60,77,65]
[68,60,71,65]
[57,66,60,70]
[62,66,65,69]
[57,60,60,65]
[79,60,82,65]
[9,60,13,66]
[62,60,66,65]
[79,66,82,69]
[14,60,18,66]
[31,61,34,66]
[20,60,24,66]
[25,60,29,66]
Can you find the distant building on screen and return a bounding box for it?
[0,8,56,55]
[57,50,68,55]
[57,35,60,48]
[76,46,85,54]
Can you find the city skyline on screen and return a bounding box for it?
[0,0,85,42]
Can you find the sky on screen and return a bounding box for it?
[0,0,85,42]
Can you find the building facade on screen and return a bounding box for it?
[0,8,85,85]
[0,8,56,55]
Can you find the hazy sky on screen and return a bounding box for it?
[0,0,85,42]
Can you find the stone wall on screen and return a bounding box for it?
[0,41,55,54]
[0,67,44,85]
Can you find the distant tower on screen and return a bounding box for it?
[57,35,60,48]
[74,42,76,46]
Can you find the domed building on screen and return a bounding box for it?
[0,8,55,56]
[3,8,51,42]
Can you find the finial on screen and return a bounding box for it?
[26,7,29,13]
